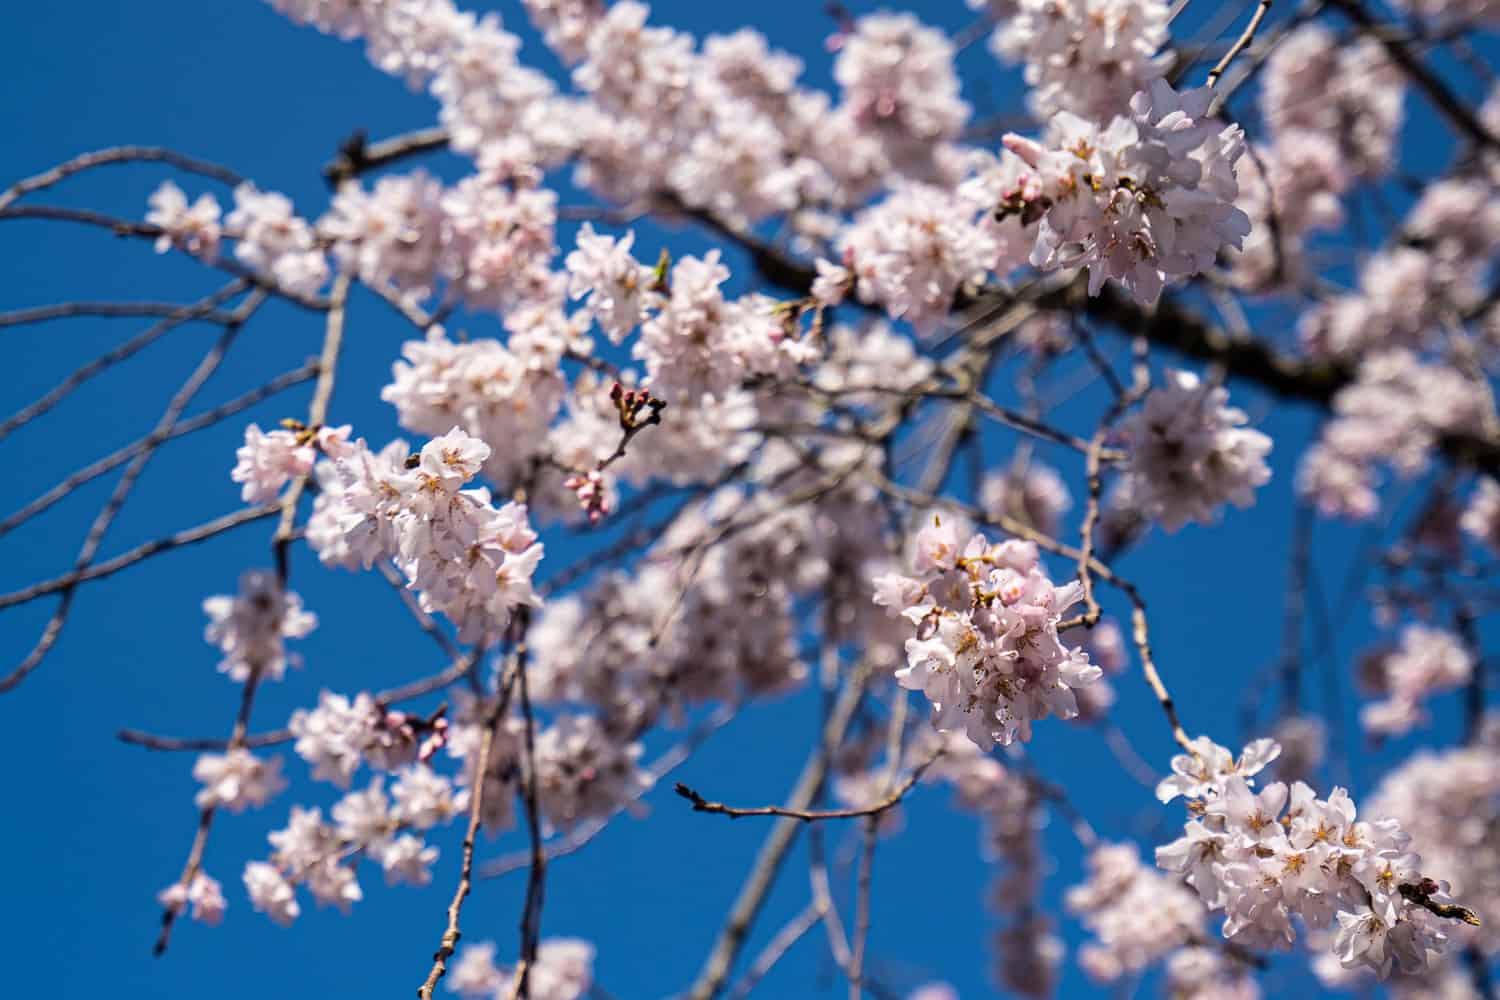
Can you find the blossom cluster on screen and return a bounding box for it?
[243,758,466,926]
[147,180,328,296]
[1002,80,1252,305]
[380,325,572,492]
[449,937,594,1000]
[873,521,1101,749]
[1229,24,1406,292]
[231,421,351,504]
[1156,736,1462,978]
[1117,370,1273,532]
[920,732,1062,997]
[1065,842,1209,983]
[1366,727,1500,959]
[1358,625,1474,738]
[529,492,816,738]
[1298,351,1489,520]
[305,427,543,642]
[989,0,1171,121]
[201,569,317,683]
[979,459,1072,539]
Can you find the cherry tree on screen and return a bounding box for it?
[3,0,1498,997]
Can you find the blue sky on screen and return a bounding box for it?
[3,2,1494,999]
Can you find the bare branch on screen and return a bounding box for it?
[1206,0,1272,88]
[1328,0,1500,153]
[322,126,451,186]
[683,665,871,1000]
[674,757,932,824]
[0,292,266,694]
[0,300,240,330]
[0,505,279,611]
[0,281,248,444]
[0,360,318,538]
[0,146,246,213]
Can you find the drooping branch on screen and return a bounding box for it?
[0,360,318,538]
[0,281,249,444]
[683,665,872,1000]
[0,145,246,213]
[673,755,933,824]
[0,291,266,694]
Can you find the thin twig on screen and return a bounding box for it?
[0,145,245,212]
[507,621,547,1000]
[683,667,871,1000]
[416,708,500,1000]
[0,300,241,330]
[0,292,265,694]
[1,361,318,538]
[119,652,481,753]
[0,505,279,611]
[725,901,826,1000]
[274,274,350,583]
[152,658,265,954]
[674,761,930,824]
[1206,0,1271,87]
[0,281,247,443]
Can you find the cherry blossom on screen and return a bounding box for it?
[1117,370,1272,532]
[1156,736,1461,977]
[1003,79,1252,305]
[874,523,1101,749]
[202,570,317,683]
[146,181,221,259]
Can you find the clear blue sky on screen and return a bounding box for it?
[3,2,1492,998]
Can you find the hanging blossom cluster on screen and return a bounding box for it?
[380,323,573,491]
[157,873,227,928]
[838,181,1000,333]
[1298,351,1491,520]
[225,184,331,297]
[270,0,976,231]
[146,181,328,296]
[243,758,467,925]
[1261,25,1403,183]
[1155,736,1472,978]
[193,749,287,813]
[1116,370,1273,532]
[305,426,544,642]
[1365,726,1500,962]
[1357,625,1474,738]
[232,421,352,504]
[1229,25,1405,292]
[1002,79,1252,305]
[449,938,594,1000]
[989,0,1171,121]
[1064,842,1220,985]
[289,690,447,788]
[146,180,222,259]
[322,169,560,308]
[916,731,1062,998]
[873,522,1101,749]
[529,489,821,738]
[979,460,1073,539]
[1299,176,1500,362]
[202,569,317,683]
